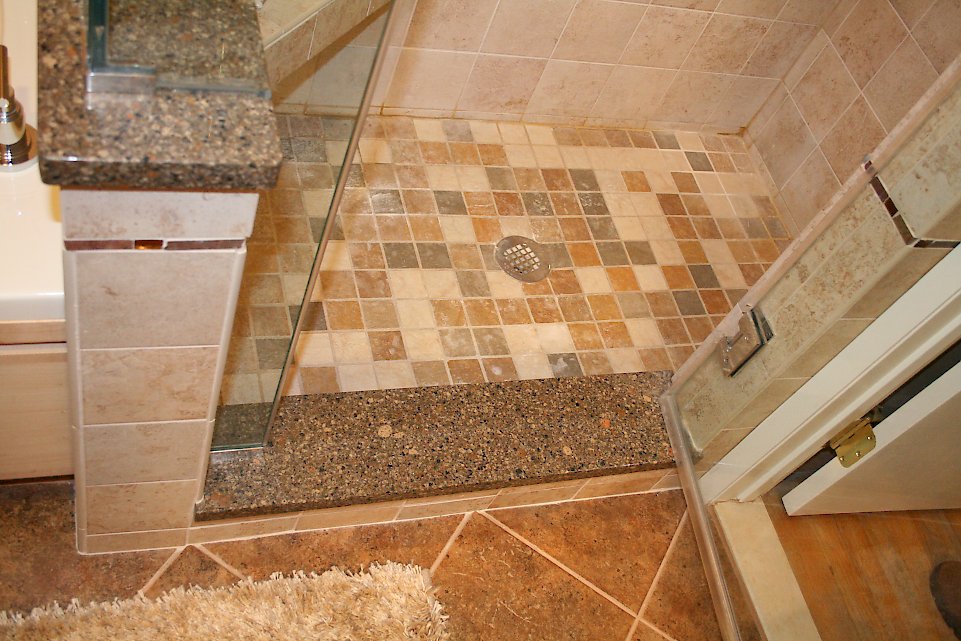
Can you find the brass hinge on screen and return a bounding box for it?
[830,417,876,468]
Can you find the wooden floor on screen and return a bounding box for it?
[765,493,961,641]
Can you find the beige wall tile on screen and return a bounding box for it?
[86,481,196,534]
[683,13,770,74]
[913,0,961,72]
[61,191,258,241]
[553,0,647,64]
[779,0,842,25]
[728,377,808,429]
[651,0,722,10]
[621,6,711,69]
[82,528,187,554]
[298,501,405,530]
[84,421,208,485]
[457,56,546,115]
[384,49,476,112]
[575,469,671,498]
[777,149,841,232]
[888,0,937,27]
[716,0,787,18]
[265,15,317,85]
[791,44,860,141]
[73,251,238,349]
[404,0,498,51]
[819,96,887,181]
[488,480,585,509]
[189,516,299,544]
[656,71,734,124]
[864,37,939,131]
[81,347,218,425]
[480,0,577,58]
[781,317,873,378]
[527,61,613,118]
[397,489,498,519]
[843,246,951,318]
[755,96,817,186]
[830,0,908,87]
[309,0,371,57]
[711,76,781,130]
[592,66,677,122]
[743,21,819,79]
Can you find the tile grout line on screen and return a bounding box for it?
[478,510,637,619]
[636,509,689,633]
[429,511,472,576]
[195,543,249,581]
[137,546,185,597]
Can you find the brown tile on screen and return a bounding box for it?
[570,323,605,350]
[349,242,386,269]
[464,299,501,326]
[607,266,641,292]
[727,240,756,263]
[434,516,635,640]
[579,351,615,375]
[578,193,610,216]
[640,347,673,371]
[478,144,509,166]
[432,300,468,326]
[470,218,502,244]
[559,296,594,322]
[325,301,364,330]
[487,167,518,191]
[361,300,399,329]
[672,172,700,194]
[643,519,722,641]
[390,140,423,164]
[144,546,240,599]
[209,517,460,579]
[412,360,451,386]
[383,243,420,268]
[377,215,412,241]
[605,129,632,147]
[450,142,481,165]
[655,194,684,217]
[355,271,392,298]
[528,297,564,323]
[341,215,377,241]
[448,358,485,384]
[717,218,747,239]
[434,191,469,216]
[522,280,554,296]
[496,298,533,324]
[688,264,721,289]
[402,189,438,215]
[661,265,695,289]
[653,131,680,150]
[450,244,485,269]
[482,357,519,382]
[692,218,722,240]
[300,366,339,393]
[579,129,609,146]
[599,322,633,348]
[417,243,454,269]
[473,328,510,355]
[515,168,547,192]
[708,152,735,173]
[0,482,172,613]
[542,169,574,191]
[700,290,731,315]
[493,492,686,610]
[656,318,691,345]
[553,127,582,145]
[587,218,620,241]
[624,241,657,265]
[319,271,358,299]
[751,239,780,263]
[684,316,715,343]
[549,270,582,295]
[548,352,584,377]
[673,290,707,316]
[551,192,584,216]
[668,217,698,240]
[419,141,451,164]
[531,218,564,243]
[587,294,622,321]
[409,216,445,242]
[597,242,630,266]
[522,192,554,216]
[250,306,292,336]
[569,243,603,267]
[369,331,407,360]
[559,218,592,242]
[363,164,397,189]
[465,191,497,216]
[371,190,405,215]
[682,195,710,218]
[457,271,493,298]
[623,171,652,192]
[396,164,430,189]
[740,263,765,286]
[678,241,708,264]
[494,192,525,216]
[439,328,476,357]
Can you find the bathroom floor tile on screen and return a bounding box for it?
[142,546,241,599]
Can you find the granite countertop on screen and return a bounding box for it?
[197,372,675,521]
[38,0,281,190]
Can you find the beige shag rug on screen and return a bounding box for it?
[0,562,448,641]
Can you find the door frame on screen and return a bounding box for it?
[698,246,961,504]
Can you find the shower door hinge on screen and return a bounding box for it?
[719,306,773,376]
[830,417,876,468]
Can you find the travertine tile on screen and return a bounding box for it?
[830,0,908,87]
[552,0,647,64]
[404,0,498,51]
[480,0,576,58]
[85,481,197,534]
[863,36,939,131]
[83,421,208,485]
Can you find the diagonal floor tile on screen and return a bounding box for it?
[143,546,241,598]
[433,515,635,640]
[641,518,722,641]
[490,490,686,609]
[205,515,460,579]
[0,482,171,613]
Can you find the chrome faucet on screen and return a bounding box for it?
[0,45,37,167]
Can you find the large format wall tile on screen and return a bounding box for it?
[85,481,197,534]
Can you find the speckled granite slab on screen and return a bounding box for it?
[197,372,674,521]
[38,0,281,190]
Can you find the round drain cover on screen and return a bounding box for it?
[494,236,551,283]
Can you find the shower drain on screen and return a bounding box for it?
[494,236,551,283]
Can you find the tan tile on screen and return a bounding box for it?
[820,96,886,182]
[86,481,196,534]
[656,71,733,124]
[830,0,909,87]
[792,45,860,141]
[385,49,476,112]
[683,13,770,74]
[81,347,217,424]
[913,0,961,72]
[527,61,613,118]
[296,501,404,531]
[754,96,816,187]
[553,0,647,64]
[84,421,207,485]
[488,480,586,509]
[864,37,939,131]
[405,0,498,50]
[458,55,547,115]
[481,0,575,57]
[143,546,241,598]
[412,360,452,386]
[622,6,710,69]
[575,469,670,499]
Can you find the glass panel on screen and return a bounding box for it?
[211,3,392,449]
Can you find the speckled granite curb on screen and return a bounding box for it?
[38,0,281,190]
[197,372,674,521]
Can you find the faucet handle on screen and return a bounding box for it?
[0,45,15,108]
[0,44,35,165]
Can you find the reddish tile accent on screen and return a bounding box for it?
[165,239,245,250]
[64,240,136,250]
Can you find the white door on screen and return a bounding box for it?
[782,357,961,516]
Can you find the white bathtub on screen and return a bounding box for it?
[0,1,64,323]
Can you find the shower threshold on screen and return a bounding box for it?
[197,371,674,521]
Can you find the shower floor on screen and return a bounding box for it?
[221,114,789,408]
